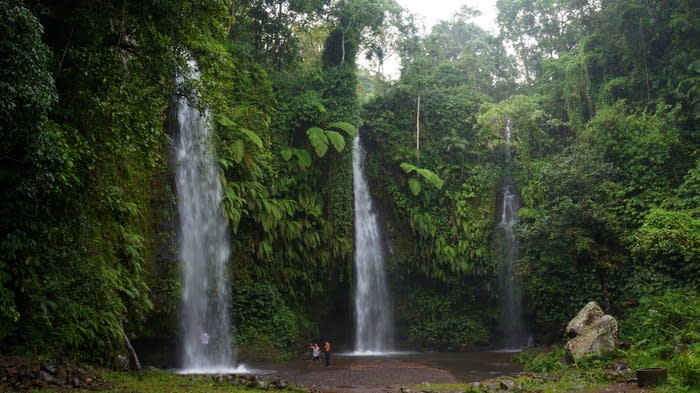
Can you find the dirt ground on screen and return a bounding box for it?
[265,357,655,393]
[268,357,457,392]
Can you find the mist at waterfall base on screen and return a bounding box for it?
[351,133,396,355]
[497,124,531,350]
[174,61,248,374]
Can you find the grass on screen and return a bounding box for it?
[29,369,309,393]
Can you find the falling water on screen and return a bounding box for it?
[498,122,528,349]
[174,60,235,372]
[352,133,394,353]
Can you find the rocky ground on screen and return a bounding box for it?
[0,356,110,391]
[267,357,655,393]
[0,355,657,393]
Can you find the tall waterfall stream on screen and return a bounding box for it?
[498,123,529,349]
[352,133,395,353]
[174,60,237,372]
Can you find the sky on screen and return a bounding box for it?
[376,0,499,77]
[397,0,499,33]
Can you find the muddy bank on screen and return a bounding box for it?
[269,357,457,392]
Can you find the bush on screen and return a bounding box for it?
[621,290,700,348]
[673,348,700,388]
[232,283,298,360]
[620,290,700,390]
[518,347,566,373]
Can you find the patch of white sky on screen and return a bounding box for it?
[400,0,498,34]
[366,0,500,78]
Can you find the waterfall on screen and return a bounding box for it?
[352,133,394,353]
[498,122,528,349]
[174,60,235,372]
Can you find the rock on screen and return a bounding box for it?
[115,355,129,371]
[247,376,259,388]
[72,376,81,387]
[499,378,516,390]
[565,302,618,361]
[41,362,58,375]
[566,301,605,337]
[39,370,56,384]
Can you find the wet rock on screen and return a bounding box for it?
[247,375,260,388]
[499,378,516,390]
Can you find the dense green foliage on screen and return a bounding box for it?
[361,0,700,363]
[2,3,700,390]
[0,0,403,363]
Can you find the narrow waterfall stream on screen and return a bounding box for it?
[498,123,528,349]
[352,133,394,353]
[174,60,235,372]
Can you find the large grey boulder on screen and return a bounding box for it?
[565,301,618,360]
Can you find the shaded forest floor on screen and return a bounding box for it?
[0,355,661,393]
[260,356,656,393]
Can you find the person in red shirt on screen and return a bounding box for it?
[322,340,331,367]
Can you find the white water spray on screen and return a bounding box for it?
[352,133,394,353]
[174,60,237,372]
[498,122,528,349]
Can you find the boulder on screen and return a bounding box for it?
[565,301,605,337]
[565,302,618,361]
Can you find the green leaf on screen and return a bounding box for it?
[400,162,417,173]
[231,140,245,163]
[217,114,236,127]
[326,130,346,152]
[239,128,263,149]
[416,168,444,189]
[306,126,329,157]
[408,178,421,195]
[327,121,357,137]
[280,148,293,161]
[295,149,312,168]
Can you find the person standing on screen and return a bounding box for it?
[311,343,321,366]
[322,339,331,367]
[200,331,210,357]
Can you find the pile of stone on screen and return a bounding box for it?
[210,373,290,390]
[0,356,109,391]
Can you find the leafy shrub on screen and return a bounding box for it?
[620,290,700,390]
[232,283,298,360]
[403,289,491,349]
[621,290,700,348]
[673,348,700,388]
[518,347,566,373]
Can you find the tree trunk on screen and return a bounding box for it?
[416,95,421,162]
[120,321,141,371]
[341,29,345,65]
